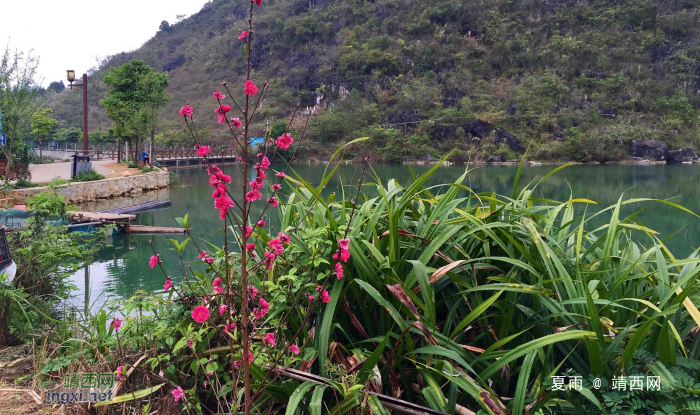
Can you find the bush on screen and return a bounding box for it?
[13,178,39,189]
[2,188,107,345]
[71,169,105,182]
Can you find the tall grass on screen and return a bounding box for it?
[270,158,700,414]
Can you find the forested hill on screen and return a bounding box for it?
[47,0,700,162]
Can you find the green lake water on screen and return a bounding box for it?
[70,163,700,307]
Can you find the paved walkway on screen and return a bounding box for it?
[29,160,115,183]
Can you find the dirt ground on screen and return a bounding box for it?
[99,162,152,179]
[0,345,59,414]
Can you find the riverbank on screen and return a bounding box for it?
[4,171,169,205]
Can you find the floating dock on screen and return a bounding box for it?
[68,200,182,234]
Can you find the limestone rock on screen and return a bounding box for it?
[461,119,492,139]
[495,128,525,153]
[667,147,699,163]
[630,139,667,161]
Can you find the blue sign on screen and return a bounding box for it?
[0,134,6,146]
[250,137,264,147]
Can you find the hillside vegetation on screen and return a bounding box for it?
[47,0,700,162]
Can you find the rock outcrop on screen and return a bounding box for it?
[667,147,699,163]
[495,128,525,153]
[461,119,492,139]
[630,139,668,161]
[163,55,186,72]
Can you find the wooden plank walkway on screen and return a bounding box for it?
[70,211,136,222]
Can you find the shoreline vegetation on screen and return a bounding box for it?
[2,159,700,414]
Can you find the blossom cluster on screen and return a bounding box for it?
[333,238,351,279]
[207,165,234,219]
[197,250,215,264]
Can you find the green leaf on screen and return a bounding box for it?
[309,385,328,415]
[355,280,406,331]
[93,383,165,407]
[327,393,361,415]
[408,260,435,325]
[512,351,537,415]
[480,331,595,381]
[319,279,345,377]
[367,395,391,415]
[285,382,317,415]
[450,290,503,339]
[411,345,474,373]
[357,333,391,384]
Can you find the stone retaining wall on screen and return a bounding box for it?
[5,171,169,205]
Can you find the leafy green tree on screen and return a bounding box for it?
[101,60,170,165]
[30,108,57,160]
[0,43,42,180]
[54,127,82,143]
[46,80,65,94]
[159,20,171,33]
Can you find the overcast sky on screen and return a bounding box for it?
[1,0,210,87]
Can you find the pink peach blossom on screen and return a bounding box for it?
[197,146,211,156]
[172,387,185,401]
[178,105,193,117]
[244,80,258,96]
[335,262,344,279]
[276,133,293,150]
[192,306,210,323]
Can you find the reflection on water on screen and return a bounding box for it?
[70,163,700,307]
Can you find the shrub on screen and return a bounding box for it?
[71,169,105,182]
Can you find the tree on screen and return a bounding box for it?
[30,108,57,160]
[46,81,65,94]
[101,60,170,165]
[0,43,42,179]
[159,20,171,33]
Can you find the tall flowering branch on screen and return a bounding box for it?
[169,0,356,413]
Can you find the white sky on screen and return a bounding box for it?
[0,0,210,87]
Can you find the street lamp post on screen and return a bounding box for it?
[66,70,89,155]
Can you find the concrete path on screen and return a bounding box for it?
[29,160,115,183]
